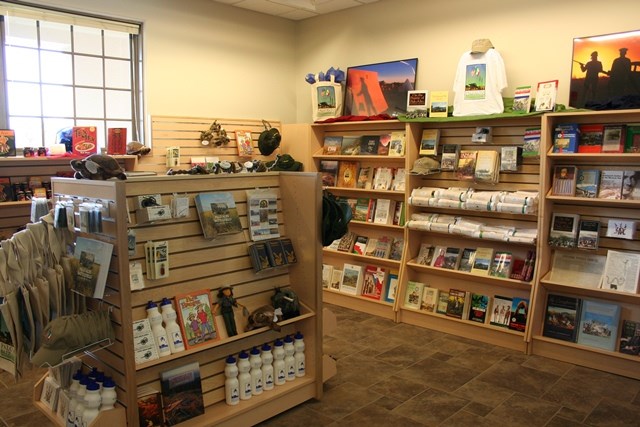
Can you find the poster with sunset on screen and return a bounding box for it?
[570,30,640,109]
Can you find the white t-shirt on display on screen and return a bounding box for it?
[453,49,507,117]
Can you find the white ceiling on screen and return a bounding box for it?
[211,0,380,21]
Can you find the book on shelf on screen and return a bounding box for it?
[456,150,477,181]
[384,269,399,302]
[373,167,394,190]
[359,135,380,155]
[508,297,529,332]
[457,248,477,273]
[106,127,127,155]
[280,238,297,264]
[361,265,386,300]
[356,166,374,189]
[442,247,462,270]
[161,362,205,425]
[248,242,270,272]
[436,291,449,315]
[353,198,370,222]
[512,85,532,113]
[597,170,624,199]
[489,295,512,328]
[373,198,394,224]
[235,129,254,157]
[175,290,219,348]
[488,251,513,278]
[322,264,333,289]
[367,198,377,222]
[577,219,600,250]
[468,293,490,324]
[602,125,625,153]
[509,258,526,281]
[389,131,406,156]
[606,218,637,240]
[73,237,114,299]
[551,165,577,196]
[403,281,424,310]
[500,146,522,172]
[416,243,435,266]
[543,294,582,342]
[371,235,393,258]
[474,150,500,184]
[535,79,558,112]
[431,246,447,268]
[322,135,343,155]
[577,124,604,153]
[419,129,440,156]
[446,288,469,320]
[577,299,621,351]
[601,250,640,294]
[619,320,640,355]
[621,170,640,200]
[470,247,494,276]
[337,231,357,253]
[522,127,541,158]
[624,124,640,153]
[194,192,243,239]
[575,169,600,198]
[391,168,406,191]
[329,269,343,291]
[72,126,98,156]
[340,263,364,295]
[407,89,429,112]
[377,133,391,155]
[429,91,449,118]
[265,239,288,267]
[392,200,405,226]
[364,237,379,257]
[548,212,579,248]
[522,250,536,282]
[137,386,164,427]
[389,238,404,261]
[337,161,359,188]
[340,136,361,155]
[319,160,339,187]
[553,123,579,153]
[0,129,16,157]
[440,144,460,171]
[420,287,439,313]
[352,235,368,255]
[549,251,606,289]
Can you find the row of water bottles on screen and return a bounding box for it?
[146,298,185,356]
[66,368,117,427]
[225,332,305,405]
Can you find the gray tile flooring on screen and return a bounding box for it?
[3,303,640,426]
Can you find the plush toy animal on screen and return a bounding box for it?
[271,287,300,320]
[245,306,283,332]
[70,154,127,180]
[126,141,151,156]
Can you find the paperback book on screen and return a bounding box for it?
[535,79,558,112]
[543,294,582,342]
[625,124,640,153]
[420,287,439,313]
[235,130,254,157]
[602,125,625,153]
[575,169,600,198]
[456,150,477,181]
[356,166,374,189]
[470,247,493,276]
[419,129,440,156]
[106,128,127,155]
[377,133,391,155]
[551,165,577,196]
[323,136,343,155]
[577,219,600,250]
[619,320,640,355]
[359,135,380,155]
[360,265,386,300]
[194,192,243,239]
[488,251,513,278]
[601,250,640,294]
[436,291,449,315]
[553,123,579,153]
[319,160,339,187]
[446,288,468,319]
[137,387,164,427]
[512,85,532,113]
[340,136,360,155]
[429,91,449,118]
[457,248,477,272]
[577,124,604,153]
[352,234,368,255]
[161,362,204,426]
[577,299,621,351]
[441,247,462,270]
[404,281,424,310]
[490,295,512,328]
[548,213,579,248]
[340,263,364,295]
[384,270,399,302]
[597,170,624,199]
[468,293,489,323]
[508,297,529,332]
[416,243,435,266]
[73,237,114,299]
[522,127,541,158]
[440,144,460,171]
[0,130,16,157]
[389,131,406,156]
[337,161,359,188]
[175,290,219,348]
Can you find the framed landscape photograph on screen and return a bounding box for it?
[569,30,640,109]
[344,58,418,117]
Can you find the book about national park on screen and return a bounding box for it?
[73,237,114,299]
[161,362,205,426]
[195,192,243,239]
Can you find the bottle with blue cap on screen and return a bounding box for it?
[160,297,185,353]
[283,335,296,381]
[294,331,306,377]
[72,376,90,427]
[146,300,171,357]
[224,356,240,406]
[261,343,274,391]
[100,377,117,411]
[272,339,286,386]
[249,347,263,395]
[237,351,252,400]
[66,372,83,427]
[80,381,102,425]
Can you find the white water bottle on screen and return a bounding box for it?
[237,351,252,400]
[261,343,274,391]
[294,331,306,377]
[160,297,185,353]
[73,377,89,427]
[100,377,117,411]
[249,347,263,396]
[81,381,101,426]
[66,373,83,427]
[283,335,296,382]
[146,301,171,357]
[273,339,286,386]
[224,356,240,406]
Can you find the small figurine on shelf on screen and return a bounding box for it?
[214,286,249,337]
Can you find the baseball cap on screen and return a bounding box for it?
[31,310,115,367]
[410,157,440,175]
[471,39,494,53]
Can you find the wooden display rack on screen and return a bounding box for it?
[40,172,323,426]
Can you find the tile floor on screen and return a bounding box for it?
[3,303,640,426]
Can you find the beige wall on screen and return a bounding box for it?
[21,0,640,128]
[295,0,640,122]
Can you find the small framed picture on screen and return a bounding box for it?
[407,90,429,112]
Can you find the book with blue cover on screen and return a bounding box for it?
[577,299,621,351]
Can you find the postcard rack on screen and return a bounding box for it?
[40,172,323,426]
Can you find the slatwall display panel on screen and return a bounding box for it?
[139,116,282,173]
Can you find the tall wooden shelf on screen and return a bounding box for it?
[42,172,323,426]
[529,109,640,379]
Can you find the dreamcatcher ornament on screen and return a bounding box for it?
[200,120,230,146]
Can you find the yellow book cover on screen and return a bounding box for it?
[429,91,449,118]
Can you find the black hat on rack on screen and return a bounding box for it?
[258,120,281,156]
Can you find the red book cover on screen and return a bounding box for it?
[578,124,604,153]
[107,128,127,155]
[360,265,385,300]
[72,126,97,156]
